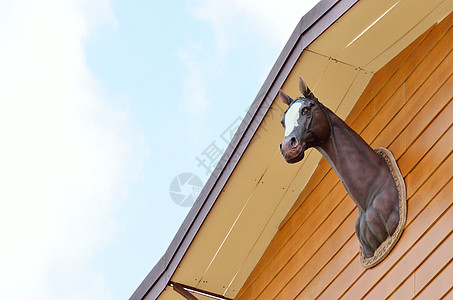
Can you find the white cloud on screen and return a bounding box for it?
[189,0,235,58]
[238,0,321,45]
[177,47,211,117]
[0,1,143,299]
[190,0,320,48]
[179,0,320,118]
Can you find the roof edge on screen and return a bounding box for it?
[130,0,359,299]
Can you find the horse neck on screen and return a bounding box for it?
[315,106,384,211]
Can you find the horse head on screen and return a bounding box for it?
[279,77,331,163]
[278,76,406,267]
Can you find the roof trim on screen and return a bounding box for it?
[130,0,359,298]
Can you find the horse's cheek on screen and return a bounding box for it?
[305,133,316,146]
[308,112,330,142]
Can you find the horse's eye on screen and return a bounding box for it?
[302,107,309,115]
[280,117,285,128]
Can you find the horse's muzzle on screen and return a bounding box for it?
[280,136,305,163]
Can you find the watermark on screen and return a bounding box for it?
[169,173,204,207]
[169,103,285,207]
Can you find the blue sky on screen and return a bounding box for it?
[0,0,318,298]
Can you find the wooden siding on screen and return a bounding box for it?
[236,12,453,300]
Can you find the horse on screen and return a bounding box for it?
[279,77,405,265]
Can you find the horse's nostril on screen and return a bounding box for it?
[290,137,297,147]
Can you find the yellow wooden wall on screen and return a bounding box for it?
[236,13,453,300]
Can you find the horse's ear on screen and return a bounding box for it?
[279,90,293,106]
[299,77,315,99]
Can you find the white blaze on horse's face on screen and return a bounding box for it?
[284,102,302,137]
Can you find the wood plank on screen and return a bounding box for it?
[373,61,453,150]
[414,260,453,300]
[406,154,453,223]
[405,87,452,147]
[271,210,357,300]
[195,147,314,292]
[317,156,452,300]
[364,218,453,299]
[413,233,453,295]
[344,24,434,124]
[251,189,351,300]
[226,154,324,297]
[442,288,453,300]
[294,234,358,300]
[407,125,453,197]
[443,288,453,300]
[279,159,332,230]
[405,27,453,100]
[311,175,452,300]
[339,180,453,299]
[316,252,362,300]
[387,273,415,300]
[388,76,453,160]
[237,177,345,300]
[368,17,451,113]
[277,171,340,234]
[363,35,453,148]
[236,155,330,297]
[349,97,376,134]
[276,168,339,242]
[349,13,452,136]
[360,84,405,144]
[335,70,373,120]
[398,99,453,177]
[387,233,453,299]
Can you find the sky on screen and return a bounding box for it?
[0,0,319,299]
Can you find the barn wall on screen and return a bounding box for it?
[236,13,452,300]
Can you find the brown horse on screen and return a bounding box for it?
[279,77,404,263]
